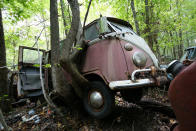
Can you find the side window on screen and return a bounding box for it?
[23,49,43,64]
[84,19,111,41]
[84,22,99,41]
[190,48,196,60]
[180,51,188,62]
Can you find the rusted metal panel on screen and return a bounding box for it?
[168,61,196,131]
[82,39,129,83]
[81,38,155,83]
[119,40,154,75]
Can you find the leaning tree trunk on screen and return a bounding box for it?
[50,0,91,101]
[59,0,90,98]
[50,0,75,103]
[0,8,10,112]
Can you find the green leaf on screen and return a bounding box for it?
[33,64,40,67]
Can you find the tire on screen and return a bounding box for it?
[121,88,143,103]
[83,81,114,119]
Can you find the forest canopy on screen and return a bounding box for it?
[1,0,196,66]
[0,0,196,130]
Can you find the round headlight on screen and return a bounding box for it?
[132,52,147,68]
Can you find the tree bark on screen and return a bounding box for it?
[186,31,190,47]
[130,0,140,35]
[144,0,154,51]
[50,0,74,103]
[175,31,180,59]
[60,0,68,36]
[12,41,16,67]
[50,0,91,100]
[176,0,183,58]
[170,31,176,59]
[0,8,9,112]
[67,5,72,24]
[178,30,183,58]
[154,35,160,61]
[59,0,90,98]
[149,1,160,61]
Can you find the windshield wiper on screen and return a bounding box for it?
[111,23,122,31]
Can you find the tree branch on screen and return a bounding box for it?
[82,0,93,33]
[32,27,45,48]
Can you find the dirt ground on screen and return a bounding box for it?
[5,89,176,131]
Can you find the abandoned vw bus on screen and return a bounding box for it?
[14,17,167,119]
[63,17,168,118]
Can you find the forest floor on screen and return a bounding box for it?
[5,88,176,131]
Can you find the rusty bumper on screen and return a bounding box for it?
[109,67,168,90]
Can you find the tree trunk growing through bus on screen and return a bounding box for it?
[50,0,76,103]
[59,0,90,98]
[50,0,90,100]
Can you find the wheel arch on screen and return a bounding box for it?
[83,72,108,85]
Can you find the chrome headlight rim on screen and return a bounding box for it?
[132,51,147,68]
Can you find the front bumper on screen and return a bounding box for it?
[109,67,167,90]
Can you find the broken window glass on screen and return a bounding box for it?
[23,49,43,64]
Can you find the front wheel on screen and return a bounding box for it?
[83,81,114,119]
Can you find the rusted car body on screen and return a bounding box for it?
[168,61,196,131]
[166,46,196,83]
[13,17,167,118]
[16,46,47,98]
[62,17,167,118]
[180,46,196,62]
[66,17,163,86]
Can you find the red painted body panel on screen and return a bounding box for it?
[81,39,154,83]
[168,61,196,131]
[82,39,128,83]
[63,38,154,84]
[119,40,153,75]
